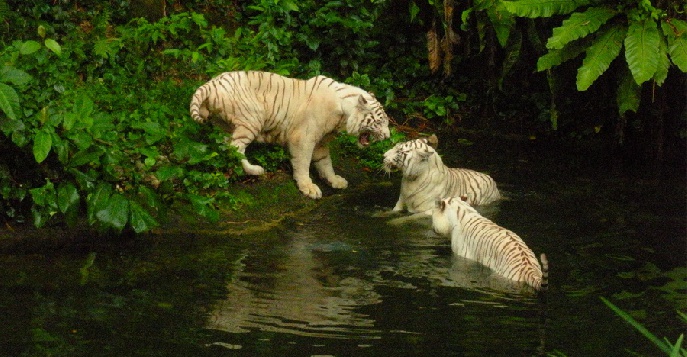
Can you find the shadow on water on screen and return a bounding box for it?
[0,133,685,356]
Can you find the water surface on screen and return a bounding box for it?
[0,135,684,356]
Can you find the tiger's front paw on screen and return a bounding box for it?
[328,175,348,189]
[298,181,322,199]
[242,160,265,176]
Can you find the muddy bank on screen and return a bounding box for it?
[0,155,382,254]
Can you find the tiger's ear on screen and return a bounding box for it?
[419,147,434,160]
[427,134,439,149]
[358,95,368,106]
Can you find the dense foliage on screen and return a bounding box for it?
[0,0,684,233]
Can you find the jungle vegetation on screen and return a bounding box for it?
[0,0,684,233]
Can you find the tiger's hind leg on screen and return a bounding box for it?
[313,142,348,189]
[228,125,265,176]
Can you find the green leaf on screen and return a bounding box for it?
[156,166,184,181]
[69,147,104,167]
[488,2,515,47]
[502,0,586,18]
[44,38,61,56]
[653,36,670,86]
[19,40,41,55]
[129,201,158,233]
[87,183,112,225]
[57,183,79,214]
[537,41,587,71]
[617,68,640,116]
[547,7,617,50]
[188,194,219,222]
[0,82,19,120]
[577,25,626,91]
[666,20,687,72]
[600,297,672,354]
[73,93,94,129]
[409,1,420,22]
[33,129,52,163]
[625,19,660,85]
[0,0,9,22]
[500,31,522,91]
[96,193,129,231]
[1,66,33,86]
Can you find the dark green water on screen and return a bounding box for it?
[1,135,685,356]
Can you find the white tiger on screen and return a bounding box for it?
[382,135,500,214]
[190,71,391,199]
[432,196,548,290]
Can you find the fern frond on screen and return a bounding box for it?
[536,40,586,71]
[547,7,617,49]
[577,24,625,91]
[502,0,588,18]
[625,19,660,85]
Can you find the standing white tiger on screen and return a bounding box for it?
[190,71,391,199]
[382,135,500,214]
[432,196,548,290]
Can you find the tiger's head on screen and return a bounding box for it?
[432,195,474,235]
[382,135,439,179]
[347,94,390,147]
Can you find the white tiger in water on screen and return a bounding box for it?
[190,71,391,199]
[382,135,500,214]
[432,196,548,290]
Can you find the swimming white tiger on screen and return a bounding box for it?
[432,196,548,290]
[382,135,500,214]
[190,71,391,199]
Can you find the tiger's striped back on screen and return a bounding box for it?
[383,136,501,214]
[432,196,547,290]
[189,71,389,144]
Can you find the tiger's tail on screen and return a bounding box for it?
[539,253,549,292]
[537,253,549,356]
[190,83,210,123]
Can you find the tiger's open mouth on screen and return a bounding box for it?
[382,161,398,173]
[358,132,371,147]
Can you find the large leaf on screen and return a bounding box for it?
[664,19,687,73]
[57,182,80,214]
[488,2,515,47]
[577,25,626,91]
[547,7,616,49]
[617,68,640,116]
[537,40,587,71]
[33,129,52,163]
[0,82,19,120]
[129,201,158,233]
[1,66,33,86]
[653,35,670,86]
[87,183,112,225]
[19,40,41,55]
[625,19,660,85]
[95,193,129,232]
[502,0,587,18]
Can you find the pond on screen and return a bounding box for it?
[0,134,685,356]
